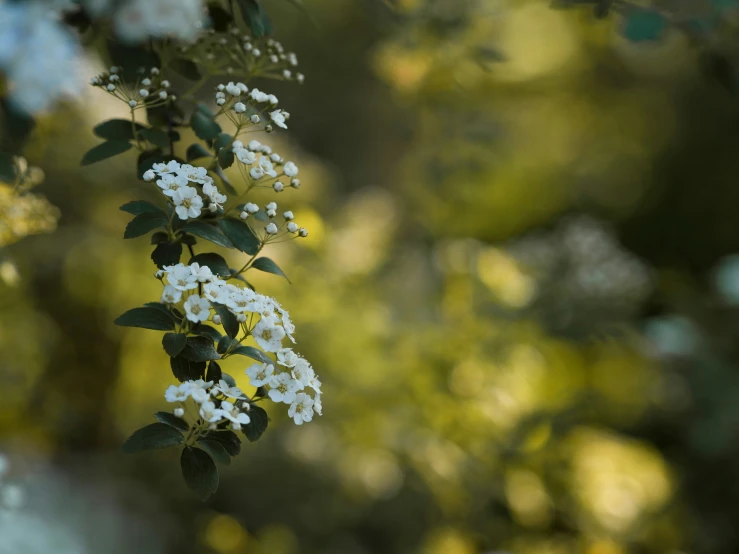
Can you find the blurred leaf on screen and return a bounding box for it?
[122,423,183,453]
[702,52,737,93]
[191,111,222,141]
[622,8,667,42]
[242,404,268,442]
[236,0,272,37]
[181,336,221,362]
[207,4,233,31]
[212,302,239,339]
[120,200,165,216]
[212,165,237,194]
[197,438,231,465]
[124,212,168,239]
[232,345,273,365]
[163,332,188,357]
[195,103,215,119]
[215,133,235,168]
[170,355,206,381]
[219,218,260,255]
[0,152,15,182]
[180,221,234,249]
[169,58,202,81]
[154,411,190,433]
[94,119,145,141]
[186,143,211,162]
[188,252,231,277]
[203,430,241,456]
[206,360,223,382]
[106,41,160,82]
[151,241,183,268]
[139,127,170,149]
[252,257,290,282]
[81,140,132,166]
[181,447,219,501]
[115,306,176,331]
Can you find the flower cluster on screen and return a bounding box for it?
[143,160,227,219]
[181,28,304,84]
[214,82,290,134]
[165,379,252,430]
[232,139,300,193]
[238,201,308,240]
[90,66,173,110]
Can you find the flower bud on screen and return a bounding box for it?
[216,98,226,105]
[174,408,185,418]
[290,179,300,189]
[234,102,246,113]
[266,222,278,235]
[283,211,294,220]
[142,78,151,86]
[139,89,149,98]
[209,423,217,430]
[273,182,284,192]
[159,91,167,100]
[161,80,170,88]
[128,99,137,108]
[155,270,164,279]
[265,124,273,133]
[213,315,222,325]
[209,204,218,213]
[106,84,116,91]
[298,228,308,237]
[250,115,260,124]
[150,67,159,75]
[143,170,156,181]
[110,66,119,74]
[237,314,247,323]
[287,222,298,233]
[239,211,248,220]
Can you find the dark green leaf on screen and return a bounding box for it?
[94,119,145,141]
[203,430,241,456]
[106,41,160,82]
[207,4,233,31]
[218,147,235,169]
[170,355,206,381]
[219,218,260,255]
[151,241,183,268]
[191,111,222,141]
[120,200,165,217]
[115,306,176,331]
[237,0,272,37]
[213,133,233,154]
[212,302,239,339]
[81,140,132,166]
[124,212,168,239]
[217,335,233,354]
[242,404,268,442]
[231,345,273,365]
[195,103,215,119]
[139,127,170,149]
[144,302,179,321]
[188,252,231,277]
[122,422,183,453]
[197,438,231,465]
[251,257,290,282]
[180,221,233,249]
[186,143,211,162]
[181,336,221,362]
[154,411,189,433]
[214,133,234,168]
[206,360,223,382]
[181,447,219,501]
[163,332,187,357]
[170,57,202,81]
[194,325,222,342]
[151,232,169,244]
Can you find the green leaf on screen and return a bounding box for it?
[115,306,176,331]
[203,430,241,456]
[94,119,145,141]
[214,133,234,169]
[181,447,219,501]
[195,103,215,119]
[622,8,667,42]
[217,335,233,354]
[81,140,132,166]
[170,57,202,81]
[122,422,184,453]
[193,324,222,342]
[212,302,239,339]
[124,212,168,239]
[237,0,272,37]
[181,336,221,362]
[242,404,268,442]
[120,200,165,217]
[218,148,235,169]
[163,332,187,357]
[197,438,231,465]
[151,232,169,244]
[188,252,231,277]
[206,360,223,383]
[151,241,183,268]
[213,133,233,154]
[231,345,273,365]
[170,355,206,381]
[251,257,290,282]
[144,301,179,321]
[191,111,222,141]
[219,218,260,255]
[180,221,234,249]
[186,143,211,162]
[154,411,190,433]
[139,127,170,149]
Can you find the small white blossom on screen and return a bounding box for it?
[165,383,190,402]
[288,393,315,425]
[250,166,264,180]
[298,228,308,237]
[283,161,298,177]
[265,222,278,235]
[159,91,167,100]
[166,263,198,291]
[128,99,137,108]
[215,379,243,399]
[270,110,287,129]
[200,401,223,423]
[273,182,284,192]
[139,89,150,98]
[143,169,156,181]
[184,294,211,323]
[253,315,286,351]
[250,114,260,124]
[246,362,275,387]
[277,348,300,367]
[173,186,203,219]
[268,372,299,404]
[161,284,182,303]
[156,173,188,197]
[202,181,227,209]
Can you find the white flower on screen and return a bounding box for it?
[166,263,198,291]
[265,223,278,235]
[245,202,259,214]
[277,348,299,367]
[249,88,269,103]
[189,262,214,283]
[161,284,182,303]
[142,78,151,86]
[280,310,296,342]
[165,383,190,402]
[313,393,322,415]
[191,387,210,404]
[246,362,275,387]
[249,167,264,180]
[159,91,167,100]
[288,393,315,425]
[215,379,243,399]
[250,114,260,124]
[253,316,286,352]
[225,81,241,96]
[270,110,288,129]
[203,281,227,304]
[220,400,250,427]
[235,148,256,164]
[291,179,300,188]
[115,0,205,43]
[153,160,180,173]
[291,358,314,389]
[173,186,203,220]
[178,164,210,184]
[267,94,278,105]
[237,82,248,93]
[156,173,188,197]
[268,372,299,404]
[287,222,298,233]
[200,401,223,423]
[202,181,227,209]
[283,161,298,177]
[259,156,277,177]
[184,294,211,323]
[248,140,262,151]
[232,140,243,149]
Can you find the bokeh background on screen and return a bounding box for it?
[5,0,739,552]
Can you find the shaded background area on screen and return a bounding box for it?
[4,0,739,553]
